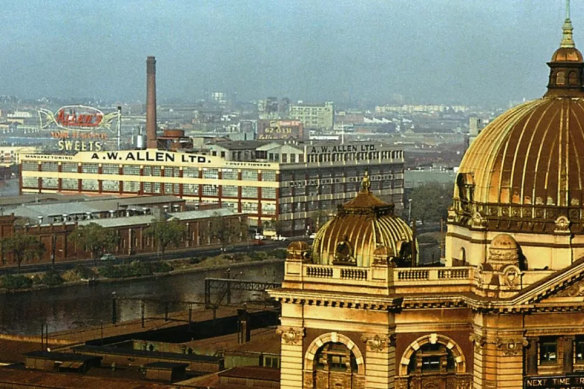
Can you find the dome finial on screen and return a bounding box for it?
[561,0,575,48]
[566,0,571,19]
[361,170,371,192]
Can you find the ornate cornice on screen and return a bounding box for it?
[269,288,403,311]
[271,258,584,314]
[496,337,528,356]
[450,199,584,235]
[361,333,395,352]
[276,326,304,346]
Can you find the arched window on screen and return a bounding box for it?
[304,332,365,389]
[569,71,578,85]
[314,342,358,389]
[556,71,566,85]
[407,342,456,375]
[398,333,470,388]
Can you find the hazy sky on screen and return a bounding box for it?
[0,1,579,106]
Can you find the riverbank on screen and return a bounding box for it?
[0,259,285,335]
[0,249,286,295]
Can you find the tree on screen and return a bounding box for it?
[268,217,284,236]
[408,182,453,224]
[209,213,248,250]
[2,234,45,272]
[144,218,185,259]
[308,210,330,233]
[72,223,118,264]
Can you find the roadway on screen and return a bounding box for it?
[0,236,311,275]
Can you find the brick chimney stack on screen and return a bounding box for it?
[146,56,157,149]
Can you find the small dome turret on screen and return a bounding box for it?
[311,172,417,267]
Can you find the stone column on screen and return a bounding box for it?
[277,326,305,389]
[473,334,526,389]
[362,333,395,389]
[563,336,574,374]
[526,337,538,376]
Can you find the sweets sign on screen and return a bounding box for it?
[38,105,118,152]
[38,105,118,132]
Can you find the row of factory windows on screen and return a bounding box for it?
[22,162,278,182]
[279,180,400,197]
[22,177,277,199]
[306,150,403,163]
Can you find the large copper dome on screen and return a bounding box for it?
[311,173,416,267]
[452,14,584,234]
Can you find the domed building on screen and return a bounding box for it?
[270,6,584,389]
[312,172,416,268]
[446,9,584,270]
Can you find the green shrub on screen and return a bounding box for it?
[249,251,265,261]
[271,249,287,259]
[151,261,172,273]
[232,253,245,262]
[31,274,43,285]
[41,270,64,286]
[1,274,33,290]
[98,263,118,278]
[98,261,172,279]
[74,264,95,280]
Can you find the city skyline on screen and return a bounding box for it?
[0,1,579,106]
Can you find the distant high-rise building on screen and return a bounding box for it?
[289,101,334,131]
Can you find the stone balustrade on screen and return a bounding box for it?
[286,260,475,289]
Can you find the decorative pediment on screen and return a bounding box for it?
[511,258,584,306]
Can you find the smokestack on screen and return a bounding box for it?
[146,56,157,149]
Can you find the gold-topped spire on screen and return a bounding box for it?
[561,0,575,48]
[361,170,371,192]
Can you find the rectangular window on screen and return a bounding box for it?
[41,162,59,172]
[203,168,218,179]
[164,167,180,177]
[83,164,99,174]
[124,181,140,193]
[263,203,276,215]
[576,337,584,363]
[41,177,58,189]
[184,184,199,195]
[61,178,78,191]
[22,161,39,171]
[183,167,199,178]
[61,163,78,172]
[202,185,218,196]
[263,187,276,199]
[242,202,258,213]
[102,165,119,175]
[242,170,257,181]
[168,183,180,194]
[540,337,558,365]
[280,172,292,181]
[102,180,120,192]
[242,186,258,198]
[143,166,161,176]
[280,187,291,197]
[262,171,276,182]
[223,185,238,197]
[222,169,238,180]
[123,165,141,176]
[81,179,98,191]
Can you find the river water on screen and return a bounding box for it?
[0,261,284,335]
